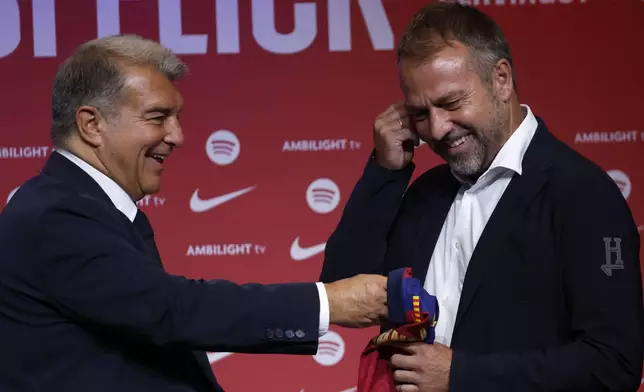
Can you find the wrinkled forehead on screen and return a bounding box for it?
[399,46,476,107]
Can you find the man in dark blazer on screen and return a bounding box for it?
[320,3,643,391]
[0,35,389,392]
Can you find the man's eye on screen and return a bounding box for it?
[413,111,428,121]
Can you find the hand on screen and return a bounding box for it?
[324,274,387,328]
[390,342,453,392]
[373,102,420,170]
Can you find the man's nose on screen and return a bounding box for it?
[165,118,184,148]
[429,108,452,141]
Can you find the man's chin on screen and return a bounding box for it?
[140,182,162,198]
[447,160,483,181]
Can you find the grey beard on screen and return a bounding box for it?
[447,140,486,180]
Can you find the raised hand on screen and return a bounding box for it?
[373,102,420,170]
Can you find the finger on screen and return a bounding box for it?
[380,275,388,291]
[395,384,419,392]
[374,102,408,125]
[374,116,407,135]
[396,127,421,147]
[390,353,419,370]
[379,305,388,319]
[392,369,419,384]
[372,306,388,321]
[385,109,410,129]
[379,101,405,118]
[374,112,411,138]
[399,342,426,354]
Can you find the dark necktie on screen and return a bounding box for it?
[133,210,162,266]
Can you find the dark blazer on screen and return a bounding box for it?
[320,118,644,391]
[0,151,321,392]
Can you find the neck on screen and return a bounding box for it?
[61,137,110,178]
[493,97,525,160]
[507,100,526,139]
[59,137,137,202]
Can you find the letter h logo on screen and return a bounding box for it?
[601,237,624,276]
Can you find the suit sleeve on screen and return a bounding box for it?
[33,196,320,355]
[449,174,644,391]
[319,154,414,282]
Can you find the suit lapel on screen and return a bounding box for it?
[452,168,549,333]
[410,167,460,282]
[452,119,556,335]
[133,212,163,267]
[41,151,114,207]
[132,213,220,388]
[41,151,222,390]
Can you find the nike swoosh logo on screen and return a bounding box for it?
[190,186,255,213]
[290,237,326,261]
[207,352,233,364]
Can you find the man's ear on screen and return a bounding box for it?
[492,58,514,102]
[75,106,105,148]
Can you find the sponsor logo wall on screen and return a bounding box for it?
[1,1,642,391]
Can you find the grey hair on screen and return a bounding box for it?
[397,2,516,92]
[50,34,188,147]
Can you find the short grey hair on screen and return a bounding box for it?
[397,2,516,92]
[50,34,188,147]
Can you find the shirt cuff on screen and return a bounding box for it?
[315,282,330,337]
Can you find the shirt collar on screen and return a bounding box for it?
[55,148,138,222]
[453,104,538,189]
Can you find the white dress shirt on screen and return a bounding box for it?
[55,148,330,337]
[423,105,538,347]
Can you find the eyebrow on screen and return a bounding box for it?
[405,90,467,111]
[433,90,466,106]
[143,106,181,116]
[404,101,427,111]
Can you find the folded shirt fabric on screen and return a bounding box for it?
[357,267,439,392]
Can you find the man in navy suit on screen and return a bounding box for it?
[0,35,389,392]
[320,3,643,391]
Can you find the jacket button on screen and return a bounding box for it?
[275,329,284,338]
[266,329,274,339]
[285,330,295,339]
[295,330,305,338]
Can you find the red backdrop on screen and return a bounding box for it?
[1,0,642,390]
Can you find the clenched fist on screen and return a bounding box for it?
[373,102,421,170]
[324,274,388,328]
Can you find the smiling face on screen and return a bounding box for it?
[77,65,185,200]
[400,41,511,181]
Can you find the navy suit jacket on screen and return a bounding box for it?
[0,151,321,391]
[320,118,644,391]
